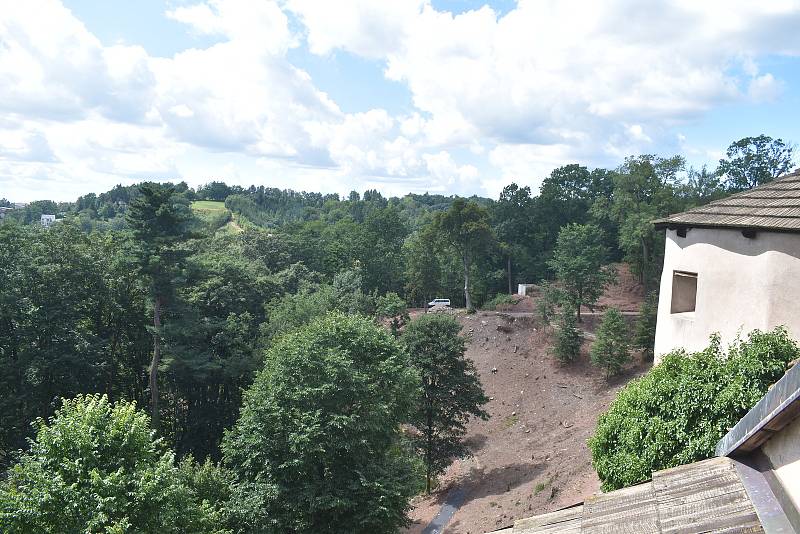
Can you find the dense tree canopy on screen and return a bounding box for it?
[222,313,420,534]
[1,132,793,530]
[434,198,494,310]
[0,394,226,533]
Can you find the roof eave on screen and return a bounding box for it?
[652,220,800,234]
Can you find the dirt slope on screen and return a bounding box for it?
[405,269,649,534]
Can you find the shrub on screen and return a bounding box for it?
[553,306,581,363]
[591,308,630,377]
[482,293,521,311]
[589,328,800,491]
[0,394,227,534]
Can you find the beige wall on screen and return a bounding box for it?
[654,228,800,362]
[762,415,800,512]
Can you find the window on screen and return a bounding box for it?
[671,271,697,313]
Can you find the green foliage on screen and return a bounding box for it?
[589,328,800,491]
[261,283,336,342]
[604,154,685,293]
[536,280,564,324]
[0,394,227,533]
[718,134,795,192]
[553,306,581,363]
[435,198,494,311]
[548,223,615,321]
[222,313,420,534]
[401,314,489,493]
[482,293,521,311]
[127,182,193,291]
[403,222,443,307]
[492,183,538,290]
[0,223,151,463]
[633,293,658,360]
[127,182,194,428]
[590,308,630,377]
[376,292,410,336]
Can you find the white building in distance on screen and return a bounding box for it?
[41,214,56,227]
[652,170,800,362]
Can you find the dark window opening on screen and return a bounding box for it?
[671,271,697,314]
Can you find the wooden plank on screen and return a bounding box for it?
[582,482,660,534]
[653,457,763,534]
[513,505,582,533]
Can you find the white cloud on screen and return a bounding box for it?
[2,0,800,202]
[298,0,800,168]
[748,73,785,102]
[286,0,426,58]
[166,0,294,54]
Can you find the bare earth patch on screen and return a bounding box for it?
[405,270,649,534]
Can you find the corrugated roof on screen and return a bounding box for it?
[653,170,800,232]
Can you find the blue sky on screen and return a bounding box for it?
[2,0,800,202]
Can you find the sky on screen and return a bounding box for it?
[1,0,800,202]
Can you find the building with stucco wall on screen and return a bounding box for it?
[652,171,800,362]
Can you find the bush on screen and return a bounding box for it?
[633,293,658,360]
[0,394,227,533]
[591,308,630,377]
[482,293,521,311]
[553,306,581,362]
[589,328,800,491]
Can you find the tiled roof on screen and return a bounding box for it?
[653,170,800,232]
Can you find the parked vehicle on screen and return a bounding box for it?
[427,298,451,308]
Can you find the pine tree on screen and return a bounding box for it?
[553,306,581,363]
[126,183,192,429]
[633,293,658,360]
[591,308,630,377]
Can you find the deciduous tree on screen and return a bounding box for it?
[548,223,615,322]
[718,135,795,192]
[435,199,493,311]
[401,314,488,493]
[222,313,420,533]
[0,394,226,533]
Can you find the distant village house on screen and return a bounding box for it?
[41,214,56,227]
[652,170,800,362]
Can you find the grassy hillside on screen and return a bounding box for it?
[191,200,227,211]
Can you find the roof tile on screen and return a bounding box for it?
[653,170,800,232]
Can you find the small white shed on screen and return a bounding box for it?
[652,171,800,362]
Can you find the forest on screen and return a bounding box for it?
[0,134,795,533]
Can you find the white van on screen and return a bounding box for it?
[427,298,451,308]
